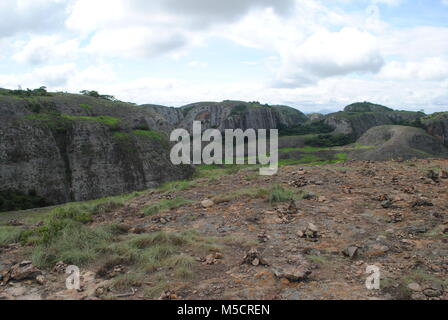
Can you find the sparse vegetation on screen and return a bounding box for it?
[212,187,268,204]
[0,86,51,97]
[133,130,163,141]
[141,197,191,216]
[80,90,117,101]
[268,185,303,204]
[279,120,334,137]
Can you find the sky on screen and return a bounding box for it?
[0,0,447,113]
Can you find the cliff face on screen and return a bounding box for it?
[145,101,308,133]
[0,94,194,207]
[423,113,448,147]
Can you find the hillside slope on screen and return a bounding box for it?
[352,125,448,161]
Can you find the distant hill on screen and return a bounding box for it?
[352,125,448,161]
[144,100,308,133]
[324,102,425,139]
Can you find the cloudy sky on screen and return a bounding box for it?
[0,0,447,113]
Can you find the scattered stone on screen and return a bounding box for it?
[427,170,440,183]
[423,286,443,298]
[342,186,353,194]
[241,248,269,266]
[10,262,41,281]
[272,265,312,282]
[159,291,178,300]
[343,246,359,259]
[201,199,215,208]
[366,244,390,256]
[287,200,299,215]
[53,261,67,274]
[318,196,327,203]
[407,282,422,292]
[204,252,224,265]
[298,223,320,241]
[289,177,308,188]
[36,275,45,285]
[381,200,393,209]
[407,224,428,235]
[412,199,434,208]
[388,212,403,223]
[303,192,317,200]
[258,231,270,243]
[440,170,448,179]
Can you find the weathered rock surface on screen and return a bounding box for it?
[423,112,448,147]
[149,100,308,133]
[0,94,194,206]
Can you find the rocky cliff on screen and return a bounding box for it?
[0,93,194,208]
[324,102,425,139]
[145,100,308,133]
[423,112,448,147]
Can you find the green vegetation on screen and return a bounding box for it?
[141,197,191,216]
[268,184,304,204]
[25,113,73,132]
[0,190,49,213]
[0,192,141,266]
[0,86,51,97]
[80,90,117,101]
[25,113,122,132]
[80,103,92,111]
[0,226,26,246]
[305,133,355,148]
[279,120,333,137]
[133,130,163,141]
[112,132,130,139]
[158,180,196,193]
[306,255,330,265]
[230,104,248,116]
[63,115,121,128]
[212,187,268,204]
[344,102,393,113]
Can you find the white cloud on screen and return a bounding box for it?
[274,28,384,87]
[0,0,69,38]
[378,57,448,81]
[188,61,208,68]
[13,36,79,65]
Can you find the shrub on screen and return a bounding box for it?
[279,120,334,137]
[305,133,355,148]
[0,190,49,213]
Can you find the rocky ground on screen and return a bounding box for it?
[1,159,447,300]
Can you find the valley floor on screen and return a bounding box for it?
[1,159,447,300]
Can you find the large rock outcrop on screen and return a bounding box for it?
[0,93,194,207]
[352,125,448,161]
[145,100,308,133]
[422,112,448,147]
[324,102,425,139]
